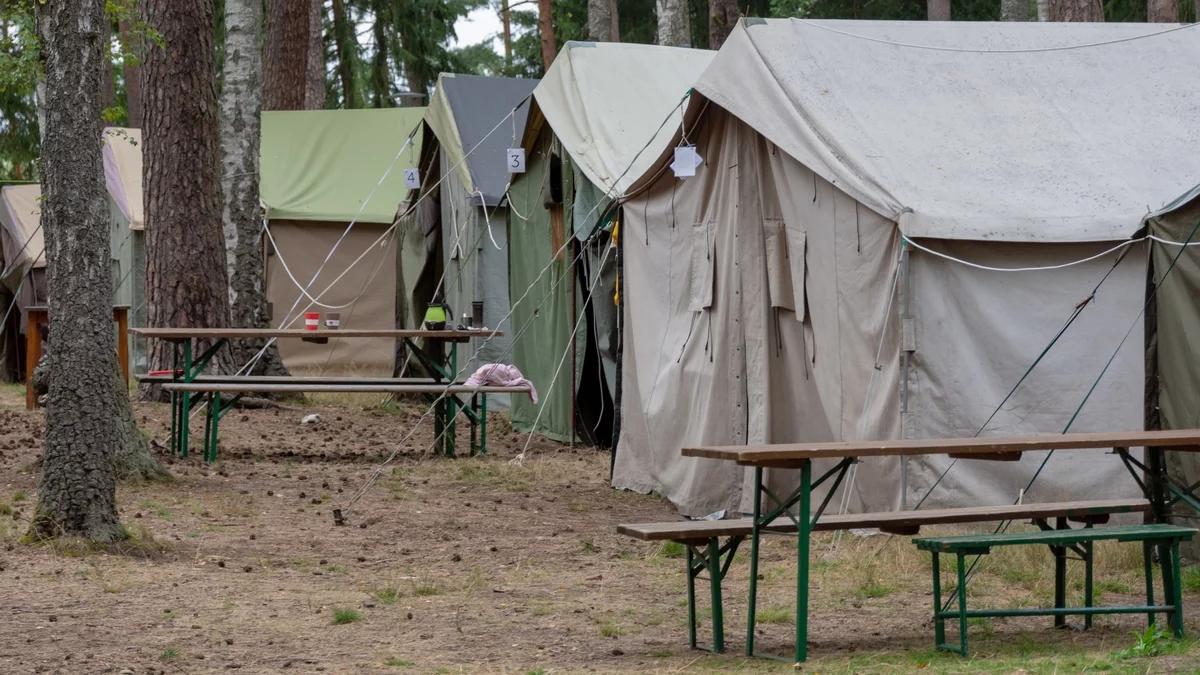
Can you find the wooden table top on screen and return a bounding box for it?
[130,328,501,341]
[682,429,1200,466]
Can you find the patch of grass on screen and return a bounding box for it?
[332,608,362,625]
[855,580,894,599]
[323,563,346,574]
[373,587,401,605]
[1095,579,1132,597]
[412,583,440,597]
[0,502,10,516]
[11,490,27,502]
[383,657,415,668]
[1113,625,1181,659]
[160,647,179,661]
[656,541,684,559]
[598,621,624,638]
[581,539,599,554]
[453,458,544,492]
[138,499,173,521]
[1183,565,1200,593]
[526,669,547,675]
[755,606,792,624]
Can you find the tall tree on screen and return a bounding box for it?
[369,0,394,104]
[1001,0,1031,20]
[656,0,690,46]
[263,0,308,110]
[539,0,557,67]
[221,0,290,376]
[30,0,122,542]
[330,0,358,107]
[709,0,738,48]
[588,0,619,41]
[117,17,142,127]
[142,0,231,385]
[1048,0,1103,20]
[927,0,951,19]
[1147,0,1178,20]
[305,0,325,109]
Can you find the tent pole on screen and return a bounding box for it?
[898,240,912,508]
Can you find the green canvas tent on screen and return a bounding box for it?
[395,74,536,391]
[260,107,425,376]
[506,42,714,444]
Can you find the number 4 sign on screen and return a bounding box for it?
[403,168,421,189]
[507,148,526,174]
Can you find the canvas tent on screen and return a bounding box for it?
[507,42,713,443]
[613,19,1200,517]
[260,107,425,376]
[395,74,536,387]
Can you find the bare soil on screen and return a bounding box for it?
[0,387,1197,673]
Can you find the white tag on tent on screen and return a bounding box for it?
[671,145,702,178]
[403,168,421,189]
[507,148,526,173]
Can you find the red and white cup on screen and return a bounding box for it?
[304,311,321,331]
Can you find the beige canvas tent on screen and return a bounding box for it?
[613,19,1200,517]
[260,108,425,376]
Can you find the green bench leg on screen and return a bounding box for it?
[469,394,479,456]
[1084,540,1094,630]
[795,460,812,665]
[684,536,738,653]
[956,551,969,657]
[1054,543,1067,629]
[479,394,487,455]
[1170,540,1184,638]
[707,538,726,653]
[1144,541,1156,628]
[178,339,193,458]
[932,552,946,649]
[686,546,698,650]
[746,467,762,657]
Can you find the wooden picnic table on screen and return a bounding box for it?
[134,327,505,459]
[681,429,1200,663]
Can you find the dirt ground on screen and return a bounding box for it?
[0,385,1198,674]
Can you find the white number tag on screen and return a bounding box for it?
[671,145,702,178]
[507,148,526,174]
[403,168,421,189]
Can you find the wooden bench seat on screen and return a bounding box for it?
[617,498,1150,653]
[914,523,1196,656]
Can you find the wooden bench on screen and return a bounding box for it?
[156,379,531,463]
[617,498,1150,653]
[914,523,1196,656]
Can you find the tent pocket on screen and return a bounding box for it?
[764,219,795,312]
[784,221,808,322]
[688,221,715,312]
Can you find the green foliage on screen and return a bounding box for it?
[656,541,685,559]
[1113,625,1176,659]
[1183,565,1200,593]
[384,657,416,668]
[332,607,362,624]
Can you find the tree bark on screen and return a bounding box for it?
[30,0,123,542]
[117,18,143,127]
[1147,0,1178,20]
[927,0,951,20]
[369,0,393,106]
[263,0,308,111]
[538,0,557,70]
[1048,0,1103,20]
[305,0,325,109]
[655,0,691,47]
[221,0,290,377]
[141,0,231,390]
[331,0,356,108]
[709,0,738,49]
[1002,0,1031,21]
[587,0,619,41]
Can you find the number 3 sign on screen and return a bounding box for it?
[507,148,526,174]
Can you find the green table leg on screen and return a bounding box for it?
[469,394,479,456]
[1054,542,1067,628]
[957,551,969,657]
[686,546,698,650]
[207,392,222,463]
[1170,540,1184,638]
[746,466,763,656]
[795,460,812,664]
[178,339,193,458]
[1084,541,1094,630]
[1160,541,1178,635]
[707,537,726,653]
[479,394,488,455]
[1144,541,1157,628]
[169,342,180,455]
[445,343,457,457]
[932,552,946,649]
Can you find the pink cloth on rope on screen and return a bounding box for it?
[464,363,538,404]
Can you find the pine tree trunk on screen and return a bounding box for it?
[709,0,738,49]
[587,0,616,41]
[263,0,309,111]
[30,0,124,542]
[1048,0,1103,20]
[538,0,557,70]
[305,0,325,109]
[100,17,116,113]
[655,0,691,47]
[221,0,290,377]
[331,0,357,107]
[927,0,951,20]
[1002,0,1031,21]
[117,18,143,127]
[369,0,393,105]
[1147,0,1178,20]
[141,0,231,392]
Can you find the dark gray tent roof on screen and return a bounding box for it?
[429,74,537,207]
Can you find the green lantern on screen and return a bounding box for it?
[424,300,451,330]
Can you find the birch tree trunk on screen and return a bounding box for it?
[221,0,290,376]
[587,0,618,41]
[30,0,123,542]
[264,0,309,110]
[1048,0,1103,20]
[305,0,325,109]
[709,0,738,49]
[1002,0,1031,21]
[656,0,691,47]
[927,0,951,20]
[1147,0,1178,21]
[142,0,232,390]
